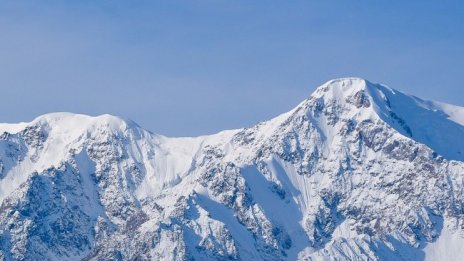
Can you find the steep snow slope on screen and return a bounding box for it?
[0,78,464,260]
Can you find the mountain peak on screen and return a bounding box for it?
[24,112,144,138]
[322,77,367,88]
[283,78,464,161]
[32,112,135,128]
[2,79,464,260]
[313,77,368,97]
[305,77,377,112]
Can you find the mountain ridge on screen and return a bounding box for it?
[2,77,463,150]
[1,77,464,260]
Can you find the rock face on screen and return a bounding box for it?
[1,78,464,260]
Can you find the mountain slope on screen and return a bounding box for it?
[1,78,464,260]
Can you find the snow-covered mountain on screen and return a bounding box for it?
[1,78,464,260]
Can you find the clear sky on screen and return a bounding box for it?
[1,1,463,136]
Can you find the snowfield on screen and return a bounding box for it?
[1,78,464,260]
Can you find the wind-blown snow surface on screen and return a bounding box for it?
[1,78,464,260]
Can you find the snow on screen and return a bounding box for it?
[0,158,34,201]
[241,163,311,259]
[1,78,464,260]
[366,83,464,161]
[0,112,143,202]
[424,226,464,261]
[332,219,358,239]
[194,192,261,259]
[432,101,464,126]
[0,122,28,134]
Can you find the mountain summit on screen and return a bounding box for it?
[1,78,464,260]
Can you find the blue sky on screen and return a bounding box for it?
[0,1,463,136]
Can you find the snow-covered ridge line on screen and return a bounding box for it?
[1,77,464,198]
[2,78,463,140]
[1,77,464,260]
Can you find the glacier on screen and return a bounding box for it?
[0,78,464,260]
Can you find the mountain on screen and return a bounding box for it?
[1,78,464,260]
